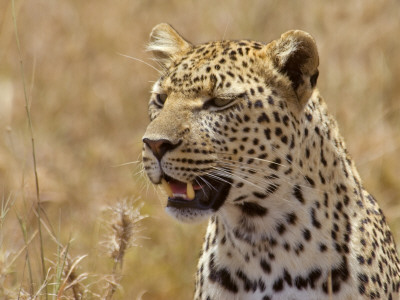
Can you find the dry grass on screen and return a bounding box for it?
[0,0,400,299]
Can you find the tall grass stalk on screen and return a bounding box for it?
[15,211,34,295]
[53,240,70,298]
[11,1,47,298]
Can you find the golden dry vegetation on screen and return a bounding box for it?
[1,0,400,299]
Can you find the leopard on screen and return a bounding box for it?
[141,23,400,299]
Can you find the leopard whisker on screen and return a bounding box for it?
[215,161,282,187]
[210,166,266,192]
[197,175,218,192]
[202,171,233,187]
[215,155,321,193]
[112,160,141,167]
[195,177,209,197]
[117,52,162,73]
[212,167,308,211]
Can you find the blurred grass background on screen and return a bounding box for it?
[1,0,400,299]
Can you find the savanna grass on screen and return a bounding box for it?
[4,4,147,298]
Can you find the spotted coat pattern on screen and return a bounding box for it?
[142,24,400,299]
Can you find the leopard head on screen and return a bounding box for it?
[142,23,319,223]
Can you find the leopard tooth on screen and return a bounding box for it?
[187,182,195,200]
[161,178,173,198]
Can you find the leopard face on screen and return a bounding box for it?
[142,24,318,223]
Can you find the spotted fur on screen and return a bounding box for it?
[142,23,400,299]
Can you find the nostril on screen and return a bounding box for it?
[143,138,181,161]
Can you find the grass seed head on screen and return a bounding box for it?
[102,198,147,266]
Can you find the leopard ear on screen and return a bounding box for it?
[147,23,192,68]
[270,30,319,106]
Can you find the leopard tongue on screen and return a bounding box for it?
[161,179,195,200]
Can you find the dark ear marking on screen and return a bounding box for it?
[280,48,311,91]
[310,70,319,88]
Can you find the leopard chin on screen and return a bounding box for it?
[165,206,214,223]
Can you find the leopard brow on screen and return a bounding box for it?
[212,92,246,100]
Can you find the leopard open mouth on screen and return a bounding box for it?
[161,174,232,211]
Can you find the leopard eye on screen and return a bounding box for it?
[155,93,168,106]
[204,97,235,110]
[204,93,246,110]
[211,98,233,107]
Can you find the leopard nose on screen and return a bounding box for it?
[143,138,181,161]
